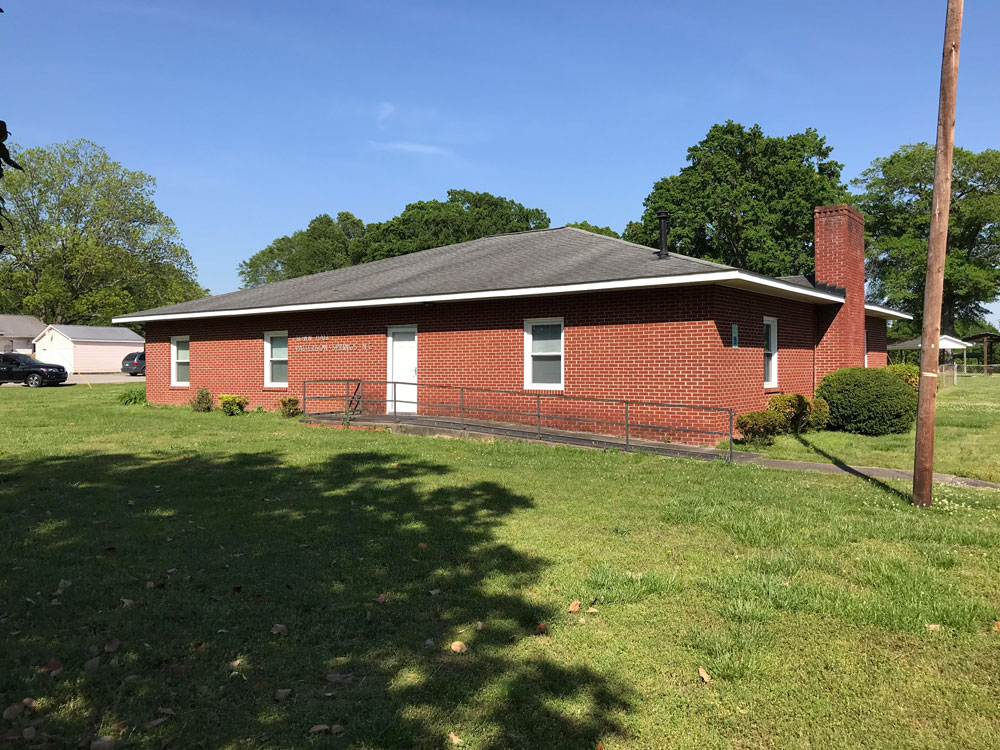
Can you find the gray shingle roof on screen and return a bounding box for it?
[0,315,46,338]
[116,227,737,320]
[46,325,145,343]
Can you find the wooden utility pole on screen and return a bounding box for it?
[913,0,964,507]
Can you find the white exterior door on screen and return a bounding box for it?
[387,326,418,414]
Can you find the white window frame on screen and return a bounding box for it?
[523,317,564,390]
[264,330,289,388]
[763,316,778,388]
[170,335,190,387]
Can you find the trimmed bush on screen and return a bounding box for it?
[816,367,917,435]
[766,394,811,433]
[736,410,785,446]
[219,394,250,416]
[117,386,146,406]
[808,397,830,431]
[279,396,301,418]
[189,387,214,413]
[884,363,919,392]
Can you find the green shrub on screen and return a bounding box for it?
[736,410,785,446]
[808,396,830,431]
[189,387,214,413]
[117,386,146,406]
[884,363,919,392]
[219,394,250,416]
[816,367,917,435]
[279,396,301,418]
[766,394,811,433]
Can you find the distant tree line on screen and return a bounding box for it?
[0,124,996,335]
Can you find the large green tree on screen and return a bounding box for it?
[354,189,549,263]
[853,143,1000,335]
[238,211,365,288]
[566,220,620,238]
[0,139,205,324]
[623,121,848,276]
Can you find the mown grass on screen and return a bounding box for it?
[730,375,1000,483]
[2,383,999,749]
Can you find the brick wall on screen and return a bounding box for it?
[865,316,888,368]
[814,205,866,379]
[146,285,831,445]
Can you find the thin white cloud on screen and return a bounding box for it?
[368,140,454,157]
[376,102,395,129]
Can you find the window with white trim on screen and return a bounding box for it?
[171,336,190,386]
[524,318,564,390]
[763,317,778,388]
[265,331,288,387]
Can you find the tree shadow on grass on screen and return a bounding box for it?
[0,449,631,748]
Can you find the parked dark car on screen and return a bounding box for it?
[0,353,68,387]
[121,351,146,376]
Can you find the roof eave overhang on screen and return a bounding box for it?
[864,303,914,321]
[111,270,846,324]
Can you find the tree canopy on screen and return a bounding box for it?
[238,211,365,288]
[0,140,205,324]
[623,121,848,276]
[566,221,620,238]
[353,189,549,264]
[853,143,1000,336]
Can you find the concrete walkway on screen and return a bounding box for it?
[304,412,999,490]
[732,453,997,490]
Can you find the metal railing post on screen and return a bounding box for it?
[393,381,398,423]
[302,380,307,417]
[728,409,734,462]
[536,394,541,437]
[625,401,630,450]
[459,387,465,429]
[344,381,350,421]
[359,380,364,414]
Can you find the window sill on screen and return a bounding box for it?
[169,384,190,389]
[264,385,289,390]
[524,384,564,391]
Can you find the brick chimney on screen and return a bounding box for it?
[813,204,866,378]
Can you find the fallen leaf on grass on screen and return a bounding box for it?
[84,656,101,671]
[698,667,712,684]
[325,673,353,684]
[273,688,291,702]
[145,581,155,589]
[145,717,169,729]
[535,622,548,635]
[926,624,942,631]
[373,593,387,604]
[40,659,63,677]
[568,600,581,613]
[331,725,345,736]
[450,641,468,654]
[418,542,428,549]
[270,624,289,637]
[993,621,1000,633]
[448,731,463,745]
[587,607,598,614]
[309,725,330,734]
[105,638,121,653]
[229,659,243,669]
[120,598,134,608]
[158,708,176,717]
[476,621,483,631]
[429,589,441,596]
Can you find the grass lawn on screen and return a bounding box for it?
[2,384,1000,749]
[731,375,1000,483]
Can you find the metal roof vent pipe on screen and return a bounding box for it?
[656,210,671,258]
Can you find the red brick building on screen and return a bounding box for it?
[114,204,909,445]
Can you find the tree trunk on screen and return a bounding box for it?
[940,291,957,336]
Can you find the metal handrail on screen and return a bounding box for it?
[302,378,735,461]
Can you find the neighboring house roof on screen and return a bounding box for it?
[112,226,909,324]
[887,334,970,351]
[0,314,46,339]
[32,324,145,344]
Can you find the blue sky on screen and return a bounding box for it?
[5,0,999,320]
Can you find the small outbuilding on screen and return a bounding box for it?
[32,325,145,373]
[0,315,46,355]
